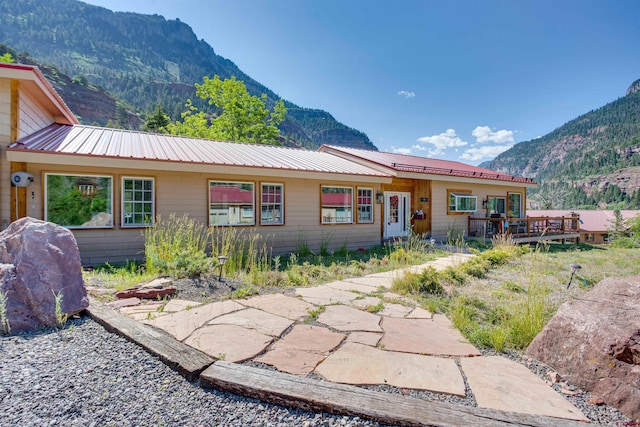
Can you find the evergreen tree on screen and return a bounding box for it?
[143,104,170,133]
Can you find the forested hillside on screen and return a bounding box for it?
[0,0,376,150]
[488,83,640,209]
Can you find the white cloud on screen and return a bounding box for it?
[472,126,515,144]
[391,147,412,155]
[416,129,468,155]
[460,145,514,161]
[397,90,416,99]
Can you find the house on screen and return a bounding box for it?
[320,146,537,241]
[527,210,640,244]
[2,62,536,265]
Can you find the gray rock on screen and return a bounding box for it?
[0,217,88,333]
[526,275,640,421]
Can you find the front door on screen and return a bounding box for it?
[384,192,410,239]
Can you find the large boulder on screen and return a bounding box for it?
[0,217,88,333]
[526,276,640,420]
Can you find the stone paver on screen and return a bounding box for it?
[184,324,273,362]
[344,276,393,289]
[147,300,244,341]
[381,292,413,304]
[380,315,480,356]
[346,331,382,346]
[256,325,345,375]
[238,294,316,321]
[378,302,413,318]
[162,299,201,312]
[407,307,433,319]
[348,296,382,310]
[364,270,404,280]
[295,286,358,305]
[461,356,589,422]
[107,297,141,308]
[208,308,292,337]
[325,280,379,294]
[119,302,163,315]
[315,342,466,396]
[317,305,382,332]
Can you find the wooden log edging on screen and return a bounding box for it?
[200,361,586,427]
[85,297,215,381]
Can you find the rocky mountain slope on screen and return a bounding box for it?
[0,0,376,150]
[488,81,640,209]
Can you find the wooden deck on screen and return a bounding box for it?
[468,215,581,244]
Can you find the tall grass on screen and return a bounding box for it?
[144,214,212,277]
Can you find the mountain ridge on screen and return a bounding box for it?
[488,83,640,209]
[0,0,376,150]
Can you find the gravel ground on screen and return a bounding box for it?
[1,316,634,426]
[0,317,381,427]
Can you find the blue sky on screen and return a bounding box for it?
[83,0,640,165]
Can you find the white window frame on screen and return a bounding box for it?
[260,183,284,225]
[44,173,114,229]
[121,177,155,227]
[357,187,374,223]
[209,181,255,226]
[449,192,477,213]
[321,186,354,225]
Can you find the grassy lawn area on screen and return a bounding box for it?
[393,241,640,352]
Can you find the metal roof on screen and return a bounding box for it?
[8,124,391,178]
[320,145,536,184]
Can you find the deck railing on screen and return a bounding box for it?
[468,215,580,239]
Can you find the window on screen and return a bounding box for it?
[448,191,477,213]
[261,183,283,225]
[209,181,255,226]
[321,186,353,224]
[45,173,113,229]
[357,188,374,223]
[122,177,154,227]
[508,193,522,218]
[487,196,506,216]
[586,233,594,242]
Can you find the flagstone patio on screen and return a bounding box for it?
[123,254,589,422]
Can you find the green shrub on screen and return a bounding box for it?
[416,266,445,295]
[441,265,466,286]
[501,281,525,293]
[460,257,490,278]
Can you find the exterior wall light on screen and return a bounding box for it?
[376,191,384,204]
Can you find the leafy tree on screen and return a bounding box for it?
[167,75,286,145]
[0,52,14,63]
[143,103,170,133]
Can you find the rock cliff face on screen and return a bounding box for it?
[627,79,640,96]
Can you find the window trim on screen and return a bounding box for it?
[44,172,114,229]
[260,182,284,226]
[447,189,477,214]
[121,176,155,228]
[208,180,255,227]
[356,187,374,224]
[508,192,523,218]
[321,185,354,225]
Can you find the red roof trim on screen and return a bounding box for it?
[0,63,78,125]
[320,145,536,185]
